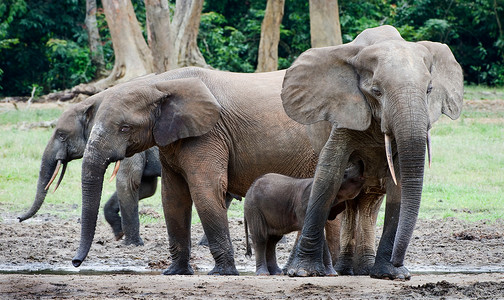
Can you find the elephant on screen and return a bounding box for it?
[244,161,365,275]
[17,93,236,246]
[281,25,463,280]
[71,67,324,275]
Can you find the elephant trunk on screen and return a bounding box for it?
[18,145,64,222]
[72,146,107,267]
[388,92,429,267]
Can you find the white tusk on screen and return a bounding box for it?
[384,134,398,185]
[45,160,62,191]
[109,160,121,182]
[427,130,432,169]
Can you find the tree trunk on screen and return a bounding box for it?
[256,0,285,72]
[171,0,207,68]
[309,0,342,47]
[85,0,107,77]
[146,0,174,73]
[94,0,153,90]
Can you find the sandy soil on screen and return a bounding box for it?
[1,212,503,299]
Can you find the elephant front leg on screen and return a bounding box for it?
[335,200,357,275]
[287,131,351,277]
[265,235,283,275]
[161,169,194,275]
[104,192,123,240]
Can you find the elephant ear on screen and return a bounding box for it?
[418,41,464,123]
[281,45,372,131]
[153,78,222,146]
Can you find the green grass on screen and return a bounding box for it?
[0,86,503,225]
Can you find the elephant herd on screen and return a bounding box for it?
[19,26,463,280]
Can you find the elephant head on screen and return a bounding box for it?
[281,25,463,278]
[72,76,221,267]
[17,98,101,222]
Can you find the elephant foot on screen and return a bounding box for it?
[122,237,144,246]
[285,254,327,277]
[370,261,411,281]
[353,255,375,275]
[325,264,338,277]
[268,265,283,275]
[207,264,239,276]
[335,258,354,276]
[162,262,194,275]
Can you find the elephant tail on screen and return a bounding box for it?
[245,216,252,259]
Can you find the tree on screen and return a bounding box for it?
[145,0,174,73]
[171,0,208,68]
[85,0,106,78]
[309,0,342,48]
[93,0,153,90]
[256,0,285,72]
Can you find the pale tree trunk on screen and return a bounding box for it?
[309,0,342,48]
[256,0,285,72]
[146,0,174,73]
[85,0,107,77]
[171,0,208,68]
[94,0,154,90]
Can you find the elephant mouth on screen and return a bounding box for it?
[383,130,431,185]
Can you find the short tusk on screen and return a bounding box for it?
[427,130,432,169]
[384,134,398,185]
[109,160,121,182]
[45,160,62,191]
[52,162,67,193]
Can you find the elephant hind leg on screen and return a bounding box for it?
[265,235,283,275]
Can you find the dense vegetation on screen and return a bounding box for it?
[1,0,503,96]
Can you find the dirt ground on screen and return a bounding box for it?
[1,212,503,299]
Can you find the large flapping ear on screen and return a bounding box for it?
[281,45,372,131]
[417,41,464,123]
[153,78,222,146]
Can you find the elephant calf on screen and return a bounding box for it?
[244,163,365,275]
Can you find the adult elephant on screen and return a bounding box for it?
[71,67,324,275]
[281,25,463,280]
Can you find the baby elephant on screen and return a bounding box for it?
[244,164,365,275]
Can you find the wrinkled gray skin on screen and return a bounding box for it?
[73,67,322,275]
[17,97,233,246]
[244,162,365,276]
[281,25,463,280]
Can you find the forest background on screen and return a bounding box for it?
[0,0,503,98]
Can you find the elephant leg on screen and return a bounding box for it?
[188,174,238,275]
[160,166,194,275]
[287,129,351,277]
[254,235,271,275]
[116,156,145,246]
[325,218,341,267]
[198,193,235,246]
[335,200,357,275]
[354,193,384,275]
[103,192,123,240]
[322,238,337,276]
[282,231,301,274]
[371,180,410,280]
[265,235,283,275]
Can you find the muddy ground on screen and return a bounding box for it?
[1,211,503,299]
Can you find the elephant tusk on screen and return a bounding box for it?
[45,160,62,191]
[52,162,67,193]
[384,134,398,185]
[427,130,432,169]
[109,160,121,182]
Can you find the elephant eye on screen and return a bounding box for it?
[371,87,382,97]
[121,125,131,133]
[426,84,433,94]
[57,132,67,142]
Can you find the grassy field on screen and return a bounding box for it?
[0,85,503,225]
